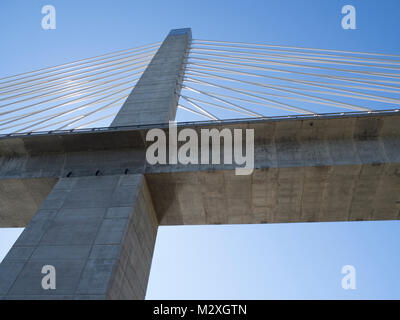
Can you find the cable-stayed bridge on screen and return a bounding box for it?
[0,28,399,300]
[1,33,400,134]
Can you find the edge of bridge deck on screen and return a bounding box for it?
[0,109,399,156]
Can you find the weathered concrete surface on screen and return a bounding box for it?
[147,163,400,225]
[0,178,57,227]
[0,27,190,301]
[110,28,191,126]
[0,113,400,227]
[1,113,399,177]
[0,174,158,300]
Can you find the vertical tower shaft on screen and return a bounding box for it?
[111,28,191,126]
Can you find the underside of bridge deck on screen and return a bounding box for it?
[0,112,399,228]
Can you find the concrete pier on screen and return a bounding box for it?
[0,174,157,299]
[0,28,191,300]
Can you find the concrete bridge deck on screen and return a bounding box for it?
[1,111,399,227]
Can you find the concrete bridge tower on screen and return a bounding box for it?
[0,28,192,299]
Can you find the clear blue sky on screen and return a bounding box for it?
[1,0,400,299]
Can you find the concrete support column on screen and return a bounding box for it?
[0,27,192,300]
[0,174,158,300]
[111,28,192,126]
